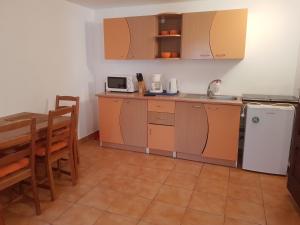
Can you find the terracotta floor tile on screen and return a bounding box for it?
[165,171,197,190]
[4,211,50,225]
[155,185,192,207]
[200,164,229,181]
[113,164,141,178]
[37,199,73,222]
[265,206,300,225]
[229,169,260,189]
[224,217,261,225]
[262,190,297,211]
[228,183,263,205]
[225,198,266,225]
[52,204,103,225]
[174,160,202,176]
[95,212,138,225]
[137,167,170,183]
[150,157,176,170]
[99,175,138,195]
[57,183,91,203]
[188,191,226,215]
[6,199,37,217]
[142,201,185,225]
[195,177,228,197]
[182,209,224,225]
[260,174,289,193]
[108,194,151,219]
[78,186,122,210]
[134,178,162,200]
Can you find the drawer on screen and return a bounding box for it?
[148,112,175,126]
[148,100,175,113]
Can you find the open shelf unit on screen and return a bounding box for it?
[156,13,182,59]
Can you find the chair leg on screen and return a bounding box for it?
[68,149,77,186]
[57,160,61,178]
[30,175,41,215]
[45,161,56,201]
[75,132,80,164]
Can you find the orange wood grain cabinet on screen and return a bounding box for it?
[98,97,124,144]
[175,102,208,155]
[181,12,216,59]
[202,104,241,161]
[181,9,247,59]
[120,99,147,147]
[99,97,147,147]
[210,9,248,59]
[148,124,175,151]
[104,18,130,59]
[104,16,157,59]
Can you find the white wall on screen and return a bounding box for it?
[294,44,300,97]
[0,0,97,138]
[93,0,300,96]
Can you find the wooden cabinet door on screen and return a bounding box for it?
[175,102,208,154]
[126,16,157,59]
[103,18,130,59]
[181,12,216,59]
[148,124,175,151]
[120,99,147,147]
[210,9,248,59]
[98,97,124,144]
[203,104,241,161]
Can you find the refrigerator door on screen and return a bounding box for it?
[243,104,295,175]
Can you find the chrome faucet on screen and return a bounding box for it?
[207,79,222,98]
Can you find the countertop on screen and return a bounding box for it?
[96,92,243,106]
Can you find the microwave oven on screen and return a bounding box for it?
[106,75,137,93]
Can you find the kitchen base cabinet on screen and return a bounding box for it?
[98,97,147,150]
[202,104,241,161]
[175,102,208,155]
[98,97,124,144]
[148,124,175,152]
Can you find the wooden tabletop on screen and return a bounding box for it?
[0,112,68,145]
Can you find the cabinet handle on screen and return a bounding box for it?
[113,100,119,103]
[156,105,161,108]
[193,105,202,108]
[216,54,226,57]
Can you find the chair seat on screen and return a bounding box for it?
[36,141,68,157]
[0,158,29,178]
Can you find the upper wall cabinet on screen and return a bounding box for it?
[181,9,248,59]
[103,9,248,60]
[104,16,157,59]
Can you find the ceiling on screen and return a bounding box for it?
[66,0,199,9]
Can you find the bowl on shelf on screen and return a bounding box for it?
[161,52,171,58]
[160,30,169,35]
[171,52,179,58]
[169,30,179,35]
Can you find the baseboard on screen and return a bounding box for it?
[79,131,98,144]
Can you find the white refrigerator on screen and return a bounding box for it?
[243,103,295,175]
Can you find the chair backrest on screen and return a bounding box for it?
[0,118,36,172]
[45,106,76,158]
[55,96,79,130]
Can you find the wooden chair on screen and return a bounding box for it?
[0,119,41,219]
[55,96,80,164]
[36,106,77,201]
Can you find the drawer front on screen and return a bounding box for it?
[148,100,175,113]
[148,112,175,126]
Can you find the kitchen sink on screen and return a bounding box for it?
[209,95,238,100]
[181,93,238,101]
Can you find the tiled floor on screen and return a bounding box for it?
[2,140,300,225]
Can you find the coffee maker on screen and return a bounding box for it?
[150,74,163,93]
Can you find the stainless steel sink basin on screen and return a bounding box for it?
[209,95,238,100]
[181,93,238,101]
[181,94,207,99]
